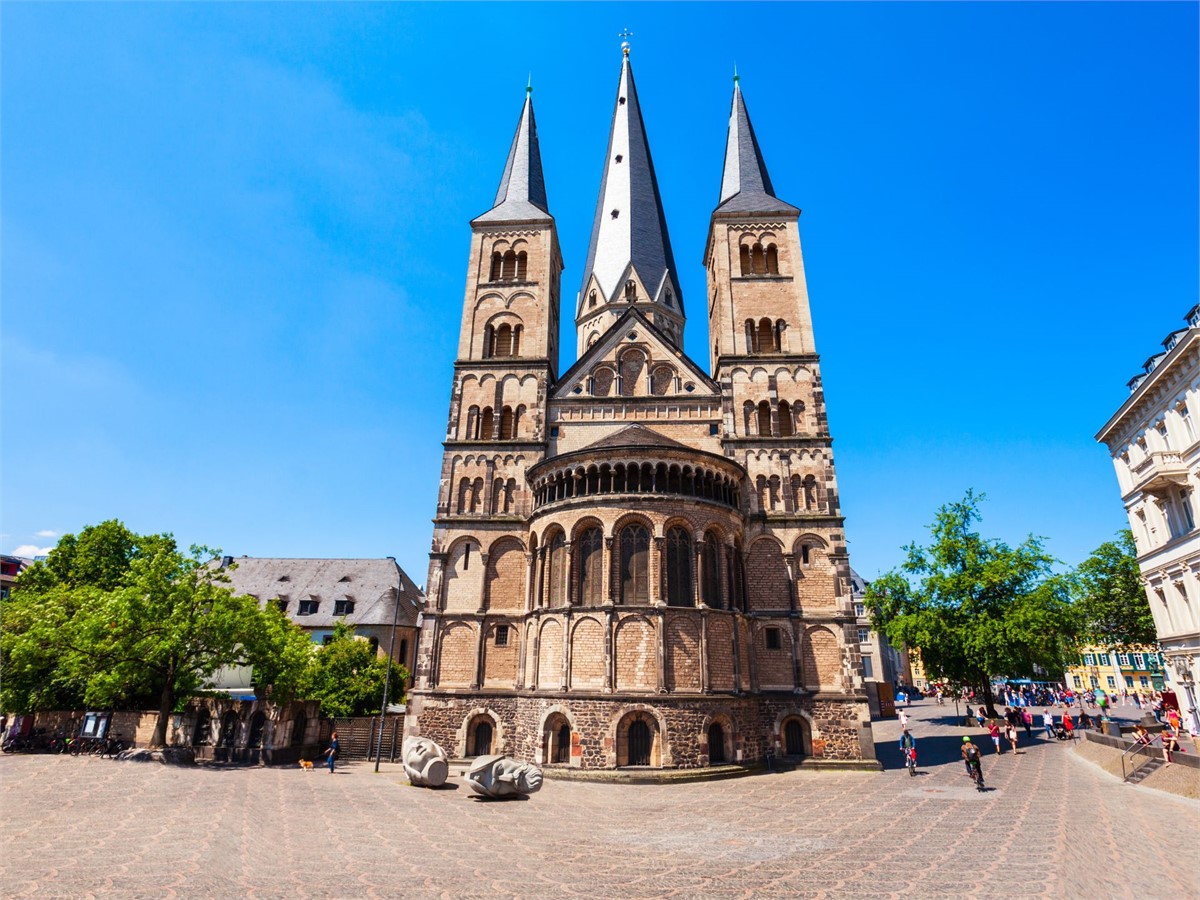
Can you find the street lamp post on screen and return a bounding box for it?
[373,584,403,774]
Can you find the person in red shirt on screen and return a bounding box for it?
[988,720,1002,753]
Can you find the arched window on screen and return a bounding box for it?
[650,365,674,396]
[512,325,522,357]
[491,478,504,513]
[501,250,517,281]
[619,351,644,397]
[588,289,598,308]
[457,478,471,514]
[743,401,756,435]
[778,400,794,437]
[751,243,766,274]
[766,243,779,274]
[593,367,614,397]
[768,475,781,511]
[489,251,503,282]
[465,406,479,440]
[493,324,513,357]
[744,319,756,352]
[480,407,495,440]
[619,523,650,604]
[499,406,515,440]
[775,319,786,351]
[547,531,567,606]
[515,251,528,281]
[757,400,772,436]
[219,710,239,748]
[701,534,721,608]
[739,244,751,276]
[555,722,571,763]
[576,527,604,605]
[665,526,694,607]
[728,544,748,612]
[471,477,484,513]
[624,279,637,300]
[758,317,776,353]
[513,405,525,437]
[803,475,817,511]
[482,324,494,359]
[627,718,652,766]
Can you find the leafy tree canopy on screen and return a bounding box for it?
[865,491,1075,715]
[1,522,313,747]
[1070,530,1157,650]
[299,621,409,718]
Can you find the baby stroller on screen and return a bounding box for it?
[1053,723,1073,741]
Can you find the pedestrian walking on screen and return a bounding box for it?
[1043,709,1055,738]
[1021,708,1033,739]
[1005,721,1019,753]
[988,720,1002,754]
[898,707,909,729]
[976,706,987,728]
[1062,712,1074,741]
[325,730,339,774]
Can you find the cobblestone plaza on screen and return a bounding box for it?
[2,703,1197,898]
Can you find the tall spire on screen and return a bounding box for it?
[716,79,798,215]
[474,90,551,223]
[576,52,683,323]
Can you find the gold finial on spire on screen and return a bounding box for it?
[619,28,633,57]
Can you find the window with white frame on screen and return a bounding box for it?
[1106,676,1116,688]
[1117,653,1131,667]
[1133,652,1145,669]
[1083,653,1096,665]
[1139,676,1149,688]
[854,603,866,618]
[1098,653,1110,666]
[1125,675,1134,688]
[1073,675,1082,688]
[1182,491,1196,532]
[1179,401,1196,442]
[1157,420,1172,449]
[857,627,870,644]
[861,656,874,678]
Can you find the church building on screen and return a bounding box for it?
[408,45,875,769]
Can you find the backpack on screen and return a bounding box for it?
[965,744,980,762]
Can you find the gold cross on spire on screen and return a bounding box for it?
[619,28,633,57]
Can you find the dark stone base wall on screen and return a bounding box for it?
[409,689,871,768]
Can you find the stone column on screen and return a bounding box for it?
[524,551,536,612]
[656,609,667,693]
[699,609,710,694]
[693,540,705,607]
[783,553,799,614]
[482,460,496,515]
[472,616,485,690]
[605,609,616,692]
[561,610,571,690]
[530,621,542,690]
[477,552,490,613]
[653,536,666,606]
[605,536,617,604]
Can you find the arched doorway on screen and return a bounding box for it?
[192,709,211,747]
[247,711,266,748]
[219,711,239,748]
[708,722,727,764]
[544,714,572,765]
[290,712,307,747]
[467,716,494,757]
[628,720,651,766]
[783,717,811,757]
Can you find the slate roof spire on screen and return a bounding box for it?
[474,88,551,223]
[716,78,798,215]
[576,51,682,316]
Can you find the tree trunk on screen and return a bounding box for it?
[980,676,999,719]
[151,679,175,748]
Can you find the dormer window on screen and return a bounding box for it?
[298,599,319,616]
[334,599,355,616]
[624,280,636,300]
[589,289,597,308]
[338,575,352,583]
[611,209,620,219]
[618,97,626,105]
[277,575,290,582]
[614,154,623,163]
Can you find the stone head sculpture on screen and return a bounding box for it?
[402,737,449,788]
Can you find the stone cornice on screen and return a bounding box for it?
[1097,329,1199,447]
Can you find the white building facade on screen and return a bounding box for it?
[1097,306,1200,735]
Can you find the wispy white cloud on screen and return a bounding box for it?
[35,530,58,538]
[11,544,52,557]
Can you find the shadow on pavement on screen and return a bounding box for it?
[878,731,1059,771]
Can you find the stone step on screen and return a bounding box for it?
[1125,756,1164,784]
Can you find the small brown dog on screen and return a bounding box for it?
[299,759,314,772]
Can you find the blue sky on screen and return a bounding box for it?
[3,3,1197,585]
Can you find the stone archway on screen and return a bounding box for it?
[615,709,663,767]
[782,716,812,757]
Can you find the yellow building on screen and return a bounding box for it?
[1064,646,1167,696]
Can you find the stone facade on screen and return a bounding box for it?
[1096,307,1200,735]
[408,56,874,769]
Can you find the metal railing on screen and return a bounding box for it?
[1120,737,1160,782]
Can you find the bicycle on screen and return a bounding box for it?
[968,760,985,791]
[99,733,127,759]
[904,747,917,776]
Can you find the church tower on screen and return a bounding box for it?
[574,47,685,356]
[410,58,873,772]
[420,89,561,690]
[709,77,862,695]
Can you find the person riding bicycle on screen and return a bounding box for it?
[899,729,917,774]
[961,736,982,780]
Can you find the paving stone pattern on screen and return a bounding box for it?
[1,702,1197,898]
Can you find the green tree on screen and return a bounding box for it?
[1071,530,1157,651]
[299,622,409,718]
[1,522,313,747]
[866,491,1075,717]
